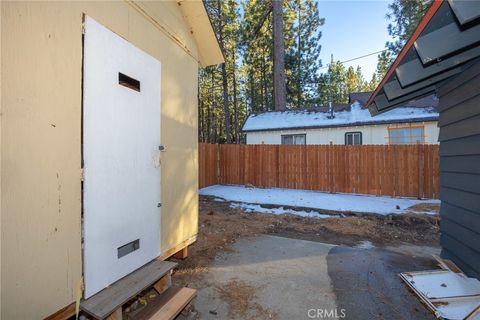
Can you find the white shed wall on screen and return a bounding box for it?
[245,121,439,145]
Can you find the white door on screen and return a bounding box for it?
[83,16,161,298]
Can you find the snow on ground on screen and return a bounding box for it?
[242,102,438,131]
[199,184,440,216]
[229,202,336,219]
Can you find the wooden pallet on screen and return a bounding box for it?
[81,260,177,319]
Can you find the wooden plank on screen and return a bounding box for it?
[44,302,76,320]
[81,260,177,320]
[149,287,196,320]
[173,246,188,260]
[131,286,182,320]
[153,274,172,295]
[132,287,196,320]
[160,235,196,260]
[106,308,122,320]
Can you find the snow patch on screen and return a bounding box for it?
[355,241,375,249]
[200,185,440,215]
[242,102,438,131]
[229,202,336,219]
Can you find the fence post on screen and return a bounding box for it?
[418,143,424,199]
[216,143,220,185]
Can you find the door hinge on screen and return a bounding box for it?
[157,203,162,208]
[81,168,85,181]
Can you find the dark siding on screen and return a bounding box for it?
[441,172,480,195]
[440,155,480,174]
[437,62,480,279]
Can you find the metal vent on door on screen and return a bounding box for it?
[117,239,140,259]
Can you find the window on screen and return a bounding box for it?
[389,126,424,144]
[345,132,362,145]
[281,134,306,145]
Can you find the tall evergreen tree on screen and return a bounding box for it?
[385,0,432,55]
[273,0,287,110]
[376,50,392,79]
[201,0,245,143]
[198,0,331,142]
[286,0,324,108]
[368,50,393,90]
[318,58,348,105]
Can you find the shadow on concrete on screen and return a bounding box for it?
[327,246,439,320]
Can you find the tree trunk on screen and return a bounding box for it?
[249,70,255,111]
[199,89,203,142]
[272,0,286,111]
[221,63,230,143]
[209,69,215,143]
[261,49,267,111]
[297,0,301,109]
[217,0,230,143]
[233,65,239,143]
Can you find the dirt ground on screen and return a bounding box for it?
[173,196,440,284]
[117,196,440,319]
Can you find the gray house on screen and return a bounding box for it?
[367,0,480,278]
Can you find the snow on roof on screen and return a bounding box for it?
[242,102,439,132]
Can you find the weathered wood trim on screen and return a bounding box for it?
[43,303,76,320]
[160,234,197,260]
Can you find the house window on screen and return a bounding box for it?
[281,134,306,145]
[389,126,424,144]
[345,132,362,145]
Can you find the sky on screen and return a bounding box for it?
[317,0,393,80]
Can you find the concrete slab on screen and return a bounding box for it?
[327,246,439,320]
[193,235,338,320]
[191,235,440,320]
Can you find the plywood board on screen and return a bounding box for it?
[401,269,480,320]
[402,270,480,299]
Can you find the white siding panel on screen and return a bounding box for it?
[245,122,439,145]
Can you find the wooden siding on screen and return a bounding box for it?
[199,143,439,198]
[437,61,480,279]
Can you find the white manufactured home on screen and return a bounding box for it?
[242,95,439,145]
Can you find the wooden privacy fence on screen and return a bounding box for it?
[199,143,440,199]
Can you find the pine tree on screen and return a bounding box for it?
[386,0,433,55]
[367,50,393,91]
[242,0,275,112]
[201,0,244,143]
[367,73,379,91]
[199,0,327,142]
[286,0,324,108]
[273,0,287,110]
[318,58,348,105]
